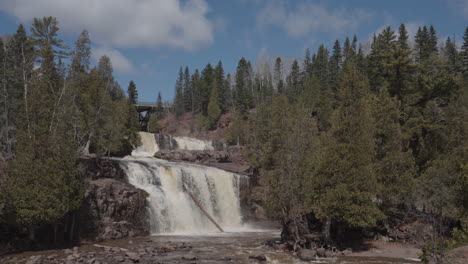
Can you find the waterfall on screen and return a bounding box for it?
[132,132,159,157]
[120,157,245,234]
[173,136,214,151]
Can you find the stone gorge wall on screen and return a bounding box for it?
[78,157,150,241]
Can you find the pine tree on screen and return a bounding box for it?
[461,26,468,74]
[30,16,69,59]
[156,92,164,120]
[398,24,410,50]
[207,80,222,129]
[174,67,184,117]
[444,37,459,73]
[200,64,214,116]
[304,48,312,78]
[429,25,439,55]
[191,69,201,113]
[127,80,138,105]
[124,81,140,148]
[214,61,227,112]
[274,57,284,94]
[313,45,329,89]
[343,37,353,62]
[329,40,342,91]
[286,60,301,101]
[183,66,192,112]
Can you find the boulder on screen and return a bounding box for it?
[298,249,316,261]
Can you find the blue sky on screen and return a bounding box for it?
[0,0,467,102]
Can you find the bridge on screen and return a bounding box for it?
[135,103,171,131]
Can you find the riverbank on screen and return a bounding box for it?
[0,229,426,264]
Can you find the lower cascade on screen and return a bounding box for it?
[119,156,246,234]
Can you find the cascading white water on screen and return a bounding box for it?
[120,157,244,234]
[132,132,159,156]
[173,136,214,151]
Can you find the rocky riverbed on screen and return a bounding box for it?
[0,229,426,264]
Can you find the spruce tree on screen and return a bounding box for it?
[274,57,284,94]
[398,24,410,50]
[127,80,138,105]
[329,40,342,91]
[214,61,227,112]
[207,81,222,129]
[461,26,468,74]
[174,67,185,117]
[183,66,192,112]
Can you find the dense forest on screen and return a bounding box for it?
[172,24,468,259]
[0,17,141,245]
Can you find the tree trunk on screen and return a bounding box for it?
[69,212,75,242]
[322,217,331,241]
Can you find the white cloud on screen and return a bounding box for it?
[0,0,214,51]
[256,1,373,37]
[92,47,135,74]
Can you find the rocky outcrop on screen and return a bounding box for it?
[154,145,250,174]
[80,178,150,241]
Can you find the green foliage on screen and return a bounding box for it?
[207,81,222,130]
[308,63,383,229]
[248,95,318,223]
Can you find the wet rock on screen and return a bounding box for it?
[79,178,150,241]
[298,249,316,261]
[125,251,140,263]
[25,255,42,264]
[65,249,73,254]
[114,255,125,262]
[316,248,334,257]
[181,255,197,260]
[249,254,267,261]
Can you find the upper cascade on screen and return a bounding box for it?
[172,136,214,151]
[132,132,215,157]
[131,132,159,157]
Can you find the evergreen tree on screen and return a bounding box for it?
[183,66,192,112]
[304,48,312,78]
[286,60,301,101]
[313,45,329,89]
[461,26,468,74]
[214,61,227,112]
[191,69,201,113]
[174,67,184,117]
[127,80,138,105]
[429,25,439,55]
[207,80,222,129]
[234,57,252,116]
[154,92,163,119]
[30,16,69,59]
[373,88,415,213]
[398,24,410,50]
[444,37,459,73]
[329,40,342,91]
[308,63,382,239]
[199,64,214,115]
[274,57,284,94]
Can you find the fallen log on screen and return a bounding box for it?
[183,183,224,232]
